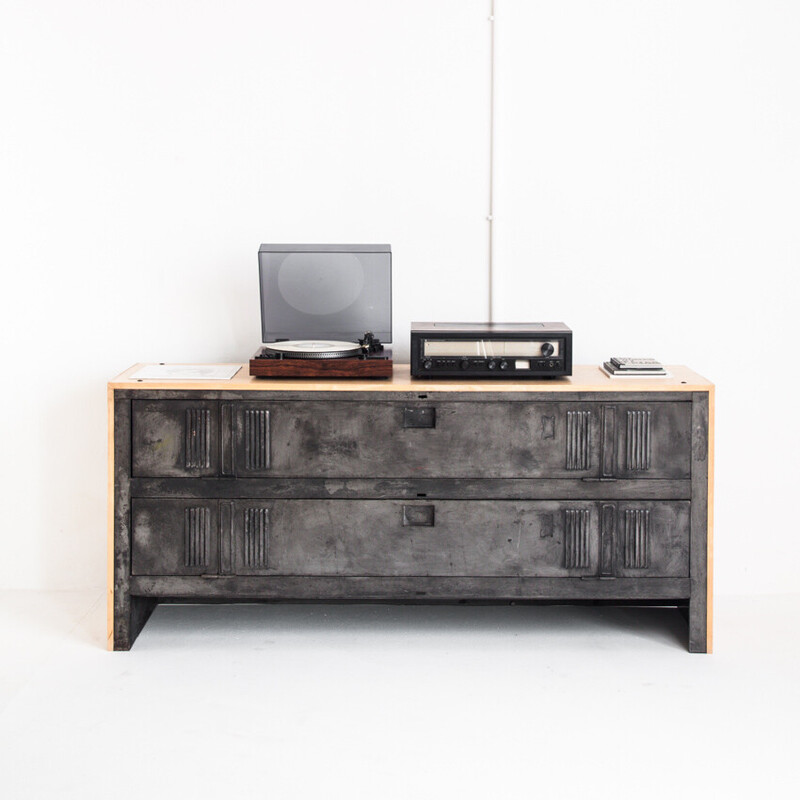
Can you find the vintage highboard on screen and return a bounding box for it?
[108,364,714,651]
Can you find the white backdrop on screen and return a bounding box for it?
[0,0,797,594]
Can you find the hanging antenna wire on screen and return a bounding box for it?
[487,0,496,322]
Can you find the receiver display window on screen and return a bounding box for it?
[423,340,560,357]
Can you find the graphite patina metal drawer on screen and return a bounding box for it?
[130,498,690,579]
[131,400,691,480]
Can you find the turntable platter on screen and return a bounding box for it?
[263,340,363,359]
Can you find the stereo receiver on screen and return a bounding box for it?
[410,322,572,378]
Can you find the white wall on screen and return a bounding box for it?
[493,0,800,596]
[0,1,797,593]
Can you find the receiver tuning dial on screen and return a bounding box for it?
[540,342,555,357]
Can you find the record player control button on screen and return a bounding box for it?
[540,342,555,357]
[460,359,470,370]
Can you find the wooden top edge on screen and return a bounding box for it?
[108,363,713,392]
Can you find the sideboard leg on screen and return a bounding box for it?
[688,597,708,653]
[114,594,158,651]
[689,392,712,653]
[112,393,158,650]
[129,596,158,648]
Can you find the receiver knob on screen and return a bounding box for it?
[423,359,432,370]
[499,360,508,370]
[487,360,497,370]
[460,359,470,370]
[540,342,555,357]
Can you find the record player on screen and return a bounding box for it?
[249,244,393,378]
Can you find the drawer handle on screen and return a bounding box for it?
[581,477,617,483]
[403,505,435,527]
[403,408,436,429]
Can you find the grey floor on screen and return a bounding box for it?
[1,591,797,799]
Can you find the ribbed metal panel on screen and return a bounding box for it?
[626,410,651,471]
[243,507,269,568]
[624,509,649,568]
[184,507,210,567]
[185,408,211,468]
[566,411,591,470]
[244,409,270,471]
[564,508,590,569]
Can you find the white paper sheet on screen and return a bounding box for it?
[128,364,241,380]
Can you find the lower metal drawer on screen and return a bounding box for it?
[131,499,689,579]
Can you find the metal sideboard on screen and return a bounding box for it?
[108,364,714,651]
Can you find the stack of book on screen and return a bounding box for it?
[601,357,669,378]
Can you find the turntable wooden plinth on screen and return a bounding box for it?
[249,347,393,378]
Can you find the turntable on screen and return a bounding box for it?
[249,244,393,378]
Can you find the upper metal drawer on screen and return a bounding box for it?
[131,399,691,479]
